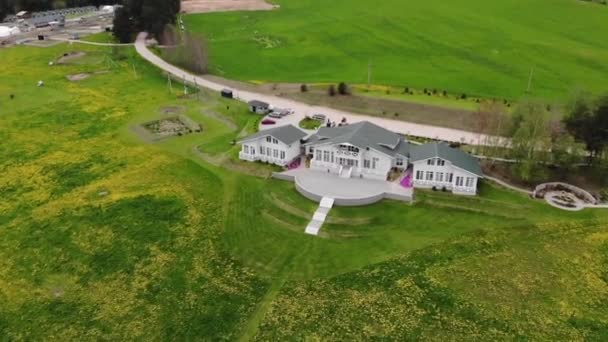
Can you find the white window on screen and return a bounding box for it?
[315,151,322,161]
[372,158,379,169]
[456,176,464,187]
[267,147,272,156]
[251,147,255,155]
[416,170,424,180]
[437,159,445,166]
[447,173,453,183]
[437,172,444,182]
[426,171,433,181]
[427,159,435,166]
[466,177,474,188]
[364,159,371,168]
[280,151,285,160]
[260,147,265,155]
[273,149,278,158]
[396,158,403,166]
[244,145,249,154]
[266,136,272,143]
[272,138,278,144]
[331,152,334,163]
[323,151,330,162]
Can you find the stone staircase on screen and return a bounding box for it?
[305,197,335,236]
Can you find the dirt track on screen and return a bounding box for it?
[181,0,274,14]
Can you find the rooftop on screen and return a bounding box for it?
[411,142,482,177]
[239,124,307,145]
[305,121,409,157]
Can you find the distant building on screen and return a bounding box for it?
[16,11,31,19]
[28,14,65,28]
[248,100,270,114]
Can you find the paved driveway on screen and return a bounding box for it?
[134,32,501,145]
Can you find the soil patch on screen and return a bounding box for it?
[181,0,274,14]
[57,51,86,64]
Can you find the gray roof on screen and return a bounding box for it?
[248,100,269,108]
[305,121,409,157]
[411,142,483,177]
[239,124,307,145]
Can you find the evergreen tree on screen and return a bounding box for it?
[112,7,132,43]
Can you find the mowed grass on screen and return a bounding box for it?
[2,43,608,340]
[185,0,608,99]
[0,44,268,340]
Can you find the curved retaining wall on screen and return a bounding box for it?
[533,182,597,204]
[294,181,386,206]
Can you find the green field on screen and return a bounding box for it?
[185,0,608,100]
[2,44,608,339]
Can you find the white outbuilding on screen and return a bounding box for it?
[0,26,21,39]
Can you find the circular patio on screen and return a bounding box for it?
[283,168,413,206]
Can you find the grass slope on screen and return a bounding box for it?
[186,0,608,99]
[2,43,608,340]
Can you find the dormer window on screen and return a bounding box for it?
[437,159,445,166]
[266,136,272,143]
[427,159,435,166]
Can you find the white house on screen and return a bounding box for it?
[303,122,410,180]
[410,142,483,195]
[238,125,307,166]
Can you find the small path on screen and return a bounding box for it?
[305,197,334,236]
[50,37,133,47]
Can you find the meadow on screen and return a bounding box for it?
[185,0,608,100]
[1,43,608,340]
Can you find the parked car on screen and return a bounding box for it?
[268,111,283,119]
[312,114,326,121]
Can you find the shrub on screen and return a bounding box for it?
[328,85,336,96]
[394,112,399,117]
[432,88,437,94]
[404,87,409,93]
[442,90,447,96]
[432,186,438,191]
[300,84,308,92]
[442,186,447,192]
[600,188,608,202]
[461,93,467,99]
[337,82,349,95]
[423,88,428,94]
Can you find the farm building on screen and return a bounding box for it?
[248,100,270,114]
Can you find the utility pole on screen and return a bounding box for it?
[194,77,199,100]
[183,74,188,96]
[526,67,534,93]
[167,74,173,94]
[367,59,372,88]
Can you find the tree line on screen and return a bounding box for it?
[475,92,608,183]
[112,0,180,43]
[0,0,120,21]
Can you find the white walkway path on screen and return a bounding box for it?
[305,197,334,236]
[134,32,503,145]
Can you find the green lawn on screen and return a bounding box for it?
[2,43,608,340]
[185,0,608,100]
[80,32,117,44]
[298,117,322,129]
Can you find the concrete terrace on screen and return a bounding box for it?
[274,168,413,206]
